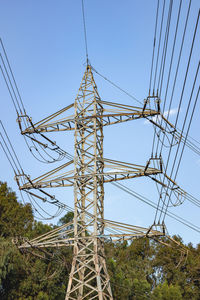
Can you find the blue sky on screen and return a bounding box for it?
[0,0,200,245]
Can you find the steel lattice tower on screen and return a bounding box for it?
[15,64,184,299]
[67,65,112,299]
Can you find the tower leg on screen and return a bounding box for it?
[65,239,113,300]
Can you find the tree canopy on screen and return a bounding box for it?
[0,181,200,299]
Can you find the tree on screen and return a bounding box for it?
[0,182,33,238]
[0,182,68,299]
[151,281,182,300]
[1,181,200,299]
[58,211,74,225]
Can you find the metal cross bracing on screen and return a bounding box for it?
[16,64,183,299]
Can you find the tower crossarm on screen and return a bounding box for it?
[17,160,74,190]
[102,157,183,200]
[16,155,181,198]
[18,103,75,134]
[18,100,161,134]
[16,216,187,254]
[16,217,165,250]
[96,100,159,127]
[101,218,165,240]
[16,155,161,190]
[102,157,162,182]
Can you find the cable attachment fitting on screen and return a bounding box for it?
[155,97,161,113]
[146,222,166,237]
[16,114,34,134]
[144,156,163,174]
[145,92,161,114]
[142,98,150,113]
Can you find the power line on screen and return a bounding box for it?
[149,0,160,95]
[0,38,26,114]
[163,84,200,221]
[1,48,200,234]
[0,140,17,175]
[157,0,192,157]
[0,120,23,173]
[153,0,166,92]
[152,0,185,157]
[157,0,173,96]
[1,119,200,234]
[0,40,66,164]
[151,0,174,156]
[160,9,200,199]
[154,6,199,222]
[81,0,89,64]
[1,6,200,296]
[91,66,142,105]
[0,65,19,115]
[157,0,182,114]
[156,58,199,215]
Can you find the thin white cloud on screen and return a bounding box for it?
[163,108,178,117]
[144,108,178,125]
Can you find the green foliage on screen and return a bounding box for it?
[28,221,53,239]
[0,182,69,299]
[0,237,23,287]
[58,211,74,225]
[0,182,33,238]
[1,182,200,299]
[151,281,182,300]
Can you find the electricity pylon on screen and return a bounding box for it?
[16,64,182,299]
